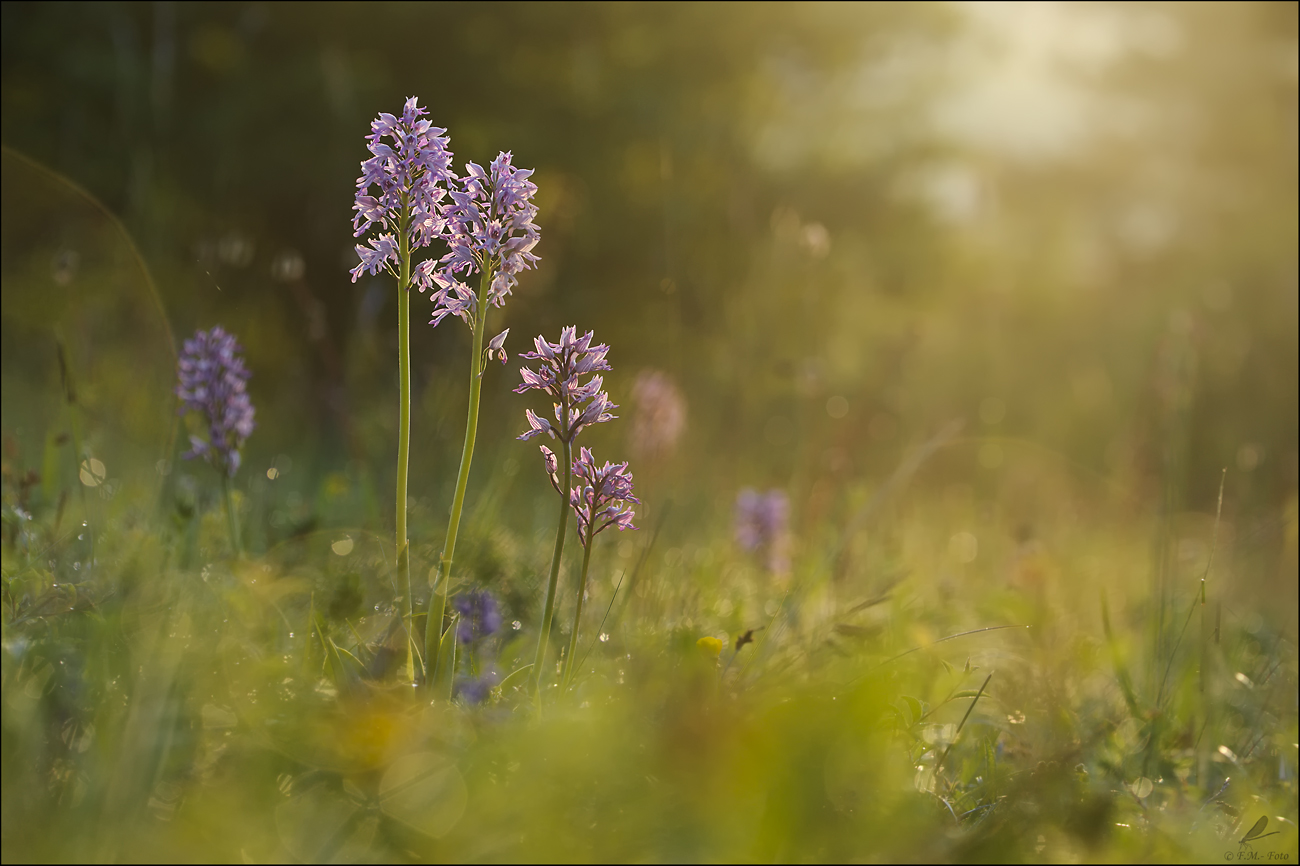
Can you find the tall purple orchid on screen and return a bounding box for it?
[420,151,539,333]
[350,97,453,282]
[423,151,541,692]
[560,447,638,689]
[351,96,454,685]
[175,326,255,555]
[514,327,622,695]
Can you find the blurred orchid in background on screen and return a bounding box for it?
[176,325,255,555]
[735,488,790,576]
[629,370,686,461]
[176,325,255,478]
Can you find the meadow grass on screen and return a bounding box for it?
[2,426,1295,862]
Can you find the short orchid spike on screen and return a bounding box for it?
[569,446,639,547]
[514,327,616,444]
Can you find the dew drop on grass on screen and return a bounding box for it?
[512,620,522,630]
[599,633,610,642]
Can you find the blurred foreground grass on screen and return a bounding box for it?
[2,423,1297,861]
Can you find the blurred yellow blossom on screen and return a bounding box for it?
[696,636,723,657]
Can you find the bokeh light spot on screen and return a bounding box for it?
[949,531,978,563]
[270,249,305,282]
[79,457,106,487]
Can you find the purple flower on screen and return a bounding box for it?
[176,326,255,477]
[349,97,453,283]
[629,370,687,460]
[734,488,790,574]
[569,447,639,546]
[484,328,510,368]
[452,589,503,644]
[424,152,540,329]
[455,668,501,704]
[538,444,563,493]
[514,327,617,444]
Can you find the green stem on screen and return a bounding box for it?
[221,473,242,558]
[424,264,494,687]
[396,204,414,682]
[561,537,594,691]
[531,436,572,697]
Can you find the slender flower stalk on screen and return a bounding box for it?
[537,440,572,697]
[560,448,638,690]
[351,97,453,681]
[514,328,618,695]
[423,152,540,687]
[175,326,255,557]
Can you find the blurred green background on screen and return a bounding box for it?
[2,3,1298,861]
[3,0,1296,524]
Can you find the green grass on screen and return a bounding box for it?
[2,433,1295,862]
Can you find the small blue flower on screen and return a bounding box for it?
[456,670,500,705]
[452,589,503,644]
